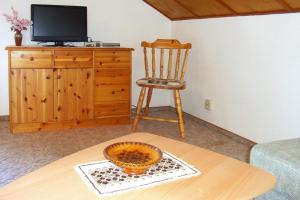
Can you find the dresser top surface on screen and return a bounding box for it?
[5,45,134,51]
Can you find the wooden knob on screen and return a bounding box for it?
[29,57,34,61]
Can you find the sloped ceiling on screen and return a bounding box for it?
[144,0,300,20]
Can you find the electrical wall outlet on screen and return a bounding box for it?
[204,99,211,111]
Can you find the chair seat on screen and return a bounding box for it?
[136,78,186,90]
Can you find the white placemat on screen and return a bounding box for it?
[75,152,201,197]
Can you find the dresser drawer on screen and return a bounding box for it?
[54,51,93,68]
[94,68,130,85]
[95,84,130,102]
[95,101,130,117]
[11,51,52,69]
[94,50,131,68]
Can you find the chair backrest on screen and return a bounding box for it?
[141,39,192,81]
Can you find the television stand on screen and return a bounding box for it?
[5,45,133,133]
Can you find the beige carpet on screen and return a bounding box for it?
[0,107,255,187]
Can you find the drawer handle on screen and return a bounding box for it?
[29,57,34,61]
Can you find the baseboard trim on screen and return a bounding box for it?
[131,106,255,145]
[0,115,9,121]
[4,106,255,145]
[185,112,256,145]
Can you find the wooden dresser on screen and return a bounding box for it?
[6,46,133,133]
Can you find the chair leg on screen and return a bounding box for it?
[174,90,185,138]
[143,87,153,116]
[132,87,147,132]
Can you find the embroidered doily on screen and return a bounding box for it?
[75,152,200,196]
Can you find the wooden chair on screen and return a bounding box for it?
[132,39,192,138]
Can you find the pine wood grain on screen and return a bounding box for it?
[222,0,288,13]
[177,0,233,16]
[144,0,195,19]
[11,50,52,69]
[94,51,130,68]
[284,0,300,8]
[143,0,300,20]
[11,116,131,133]
[10,69,54,123]
[53,68,94,121]
[94,68,130,85]
[94,68,130,103]
[0,133,276,200]
[133,39,191,137]
[95,101,130,117]
[95,85,130,102]
[7,46,133,133]
[54,50,93,68]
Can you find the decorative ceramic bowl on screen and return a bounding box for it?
[104,141,162,175]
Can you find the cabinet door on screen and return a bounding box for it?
[54,68,93,121]
[10,69,54,123]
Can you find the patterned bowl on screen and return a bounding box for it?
[104,142,162,175]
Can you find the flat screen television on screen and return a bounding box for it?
[31,4,87,46]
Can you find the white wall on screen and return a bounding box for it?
[2,1,300,143]
[0,0,172,116]
[172,14,300,143]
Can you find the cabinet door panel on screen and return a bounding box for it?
[10,69,54,123]
[54,69,93,121]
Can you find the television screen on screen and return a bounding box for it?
[31,4,87,44]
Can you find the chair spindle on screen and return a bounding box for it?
[180,49,189,80]
[151,48,156,78]
[134,39,192,138]
[174,49,181,80]
[167,49,173,79]
[144,47,149,78]
[159,49,164,79]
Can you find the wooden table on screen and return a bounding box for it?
[0,132,275,200]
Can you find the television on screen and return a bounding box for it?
[31,4,87,46]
